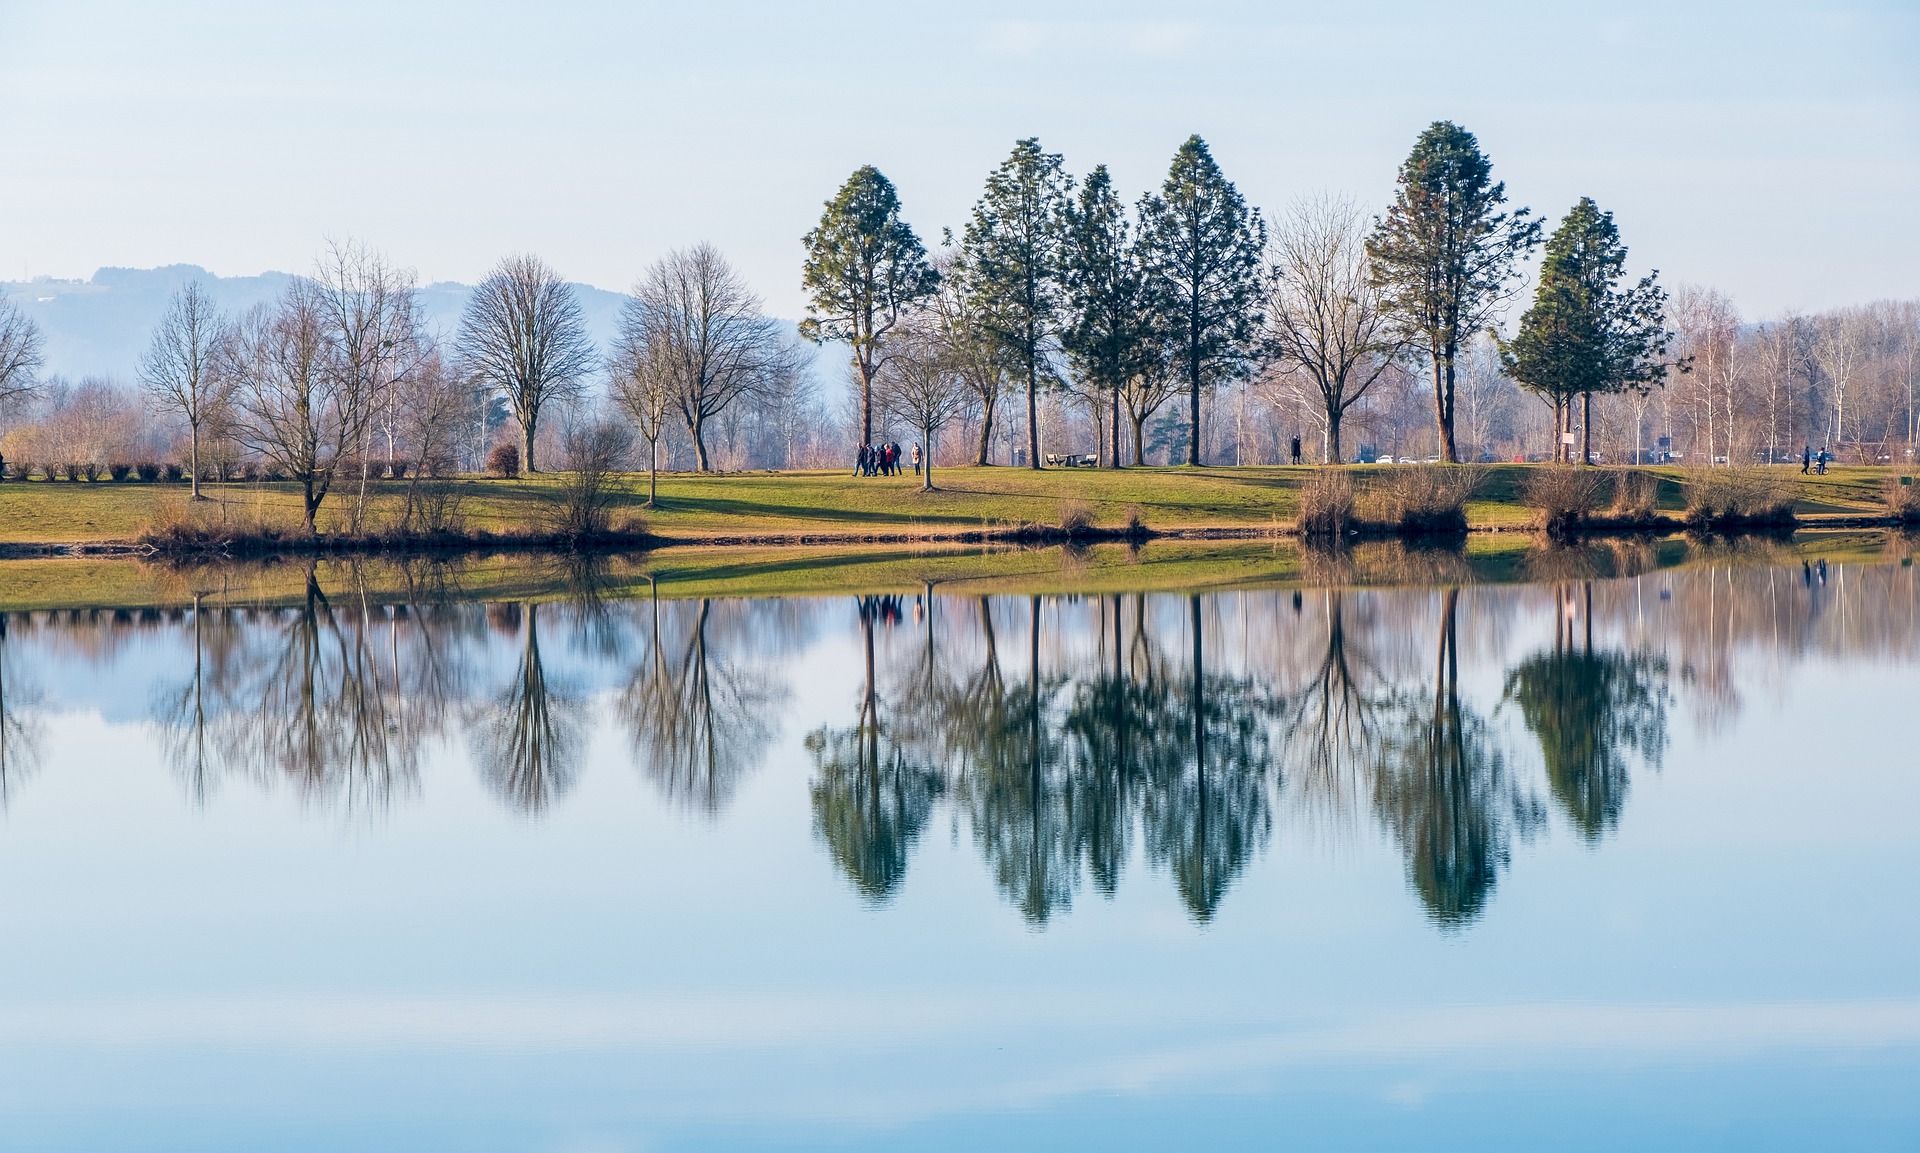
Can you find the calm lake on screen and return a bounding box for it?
[0,550,1915,1150]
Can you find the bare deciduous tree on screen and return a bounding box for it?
[609,298,677,506]
[456,254,597,473]
[224,279,356,533]
[1263,195,1403,463]
[139,282,229,498]
[314,240,427,524]
[0,296,46,425]
[879,323,973,491]
[631,244,806,472]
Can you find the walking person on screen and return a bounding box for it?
[911,443,922,476]
[1801,445,1812,475]
[1290,436,1302,466]
[1817,447,1829,475]
[854,444,866,477]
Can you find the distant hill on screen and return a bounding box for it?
[0,265,634,383]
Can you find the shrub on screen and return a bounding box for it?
[10,462,34,481]
[1609,470,1660,521]
[164,463,185,482]
[83,462,102,482]
[1058,499,1096,537]
[1684,467,1796,529]
[1522,467,1609,535]
[1123,504,1147,538]
[108,463,132,482]
[1369,465,1478,535]
[62,463,82,482]
[545,421,631,541]
[486,442,521,479]
[1298,468,1357,536]
[1885,477,1920,525]
[135,461,161,482]
[389,459,410,480]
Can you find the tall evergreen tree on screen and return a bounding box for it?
[1368,121,1540,463]
[1061,165,1156,468]
[962,139,1071,469]
[801,166,938,450]
[1503,198,1674,463]
[1138,136,1266,466]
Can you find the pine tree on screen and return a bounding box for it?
[1138,136,1265,466]
[1504,198,1674,463]
[962,139,1071,469]
[1368,122,1540,463]
[1061,165,1156,468]
[801,166,938,451]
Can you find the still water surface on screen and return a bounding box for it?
[0,559,1916,1150]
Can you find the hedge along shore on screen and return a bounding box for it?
[0,463,1913,557]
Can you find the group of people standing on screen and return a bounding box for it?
[855,442,920,477]
[1801,445,1831,475]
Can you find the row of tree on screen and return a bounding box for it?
[801,122,1684,471]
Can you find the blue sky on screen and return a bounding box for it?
[0,0,1914,318]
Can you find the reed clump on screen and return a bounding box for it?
[1057,499,1096,538]
[1523,467,1609,537]
[1367,465,1479,536]
[1683,467,1797,530]
[1297,468,1357,537]
[1883,477,1920,525]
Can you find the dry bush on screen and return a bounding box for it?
[1522,467,1609,535]
[486,442,521,479]
[1367,465,1479,535]
[1058,499,1096,537]
[1684,467,1796,528]
[1884,477,1920,525]
[1609,470,1661,521]
[546,421,634,542]
[1297,468,1357,536]
[139,496,303,551]
[1123,504,1147,537]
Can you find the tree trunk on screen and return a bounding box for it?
[302,478,320,535]
[859,354,874,451]
[921,426,934,492]
[1131,413,1147,467]
[692,412,711,472]
[1327,409,1343,465]
[1438,349,1460,463]
[1110,386,1121,468]
[646,438,658,507]
[1026,362,1040,469]
[1186,344,1201,465]
[975,401,995,466]
[522,414,538,474]
[1581,392,1593,466]
[189,422,202,500]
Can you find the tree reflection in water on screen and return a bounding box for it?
[0,613,40,807]
[1504,582,1669,840]
[1373,588,1542,928]
[475,601,582,815]
[805,595,945,900]
[621,593,783,816]
[16,545,1904,926]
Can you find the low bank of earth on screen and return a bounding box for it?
[0,464,1909,549]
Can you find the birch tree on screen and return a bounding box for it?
[139,282,230,497]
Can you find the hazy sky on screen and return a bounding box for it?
[1,0,1914,318]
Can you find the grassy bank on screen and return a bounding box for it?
[0,463,1911,549]
[0,530,1910,614]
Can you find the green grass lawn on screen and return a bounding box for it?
[0,463,1911,546]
